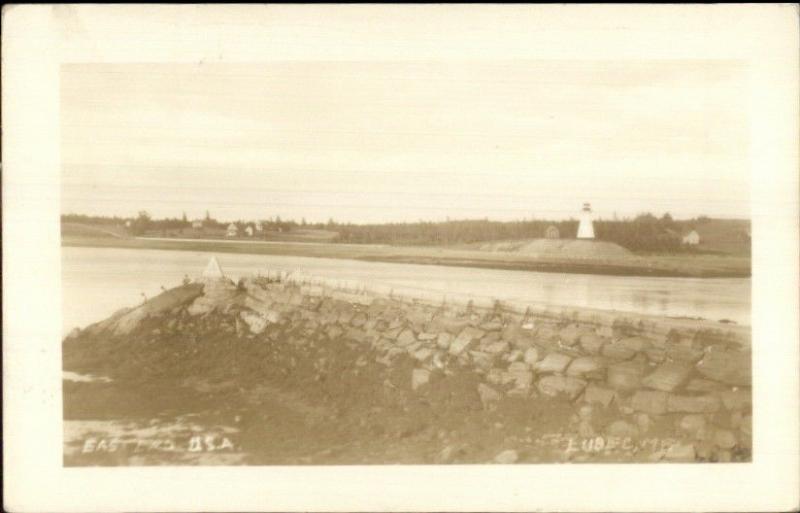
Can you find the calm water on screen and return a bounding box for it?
[61,246,750,333]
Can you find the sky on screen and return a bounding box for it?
[61,61,750,223]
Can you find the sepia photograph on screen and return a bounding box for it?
[3,4,798,512]
[60,60,753,466]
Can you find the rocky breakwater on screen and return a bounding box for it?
[63,259,751,464]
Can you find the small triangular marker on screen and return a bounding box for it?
[202,256,225,279]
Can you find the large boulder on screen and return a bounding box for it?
[537,375,587,400]
[719,389,752,411]
[663,443,696,462]
[579,333,606,355]
[505,362,534,390]
[534,352,572,374]
[240,311,269,334]
[643,346,667,364]
[436,332,453,349]
[411,368,431,391]
[469,351,493,371]
[558,323,583,346]
[483,340,511,355]
[479,332,501,347]
[434,316,471,335]
[631,390,668,415]
[501,321,522,342]
[566,356,606,378]
[667,394,722,413]
[523,347,540,365]
[350,312,368,327]
[618,336,650,352]
[396,329,417,347]
[678,414,708,438]
[413,347,435,363]
[493,449,519,464]
[90,283,205,336]
[337,308,355,325]
[480,319,503,332]
[666,337,705,363]
[642,362,692,392]
[601,342,637,361]
[696,348,751,387]
[583,383,616,408]
[685,378,727,393]
[242,292,282,321]
[533,325,557,343]
[713,429,737,450]
[188,280,237,316]
[449,327,486,355]
[606,360,646,392]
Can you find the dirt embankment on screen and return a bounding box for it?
[63,276,751,466]
[473,239,633,259]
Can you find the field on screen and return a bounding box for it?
[146,227,340,242]
[61,222,128,238]
[61,234,751,278]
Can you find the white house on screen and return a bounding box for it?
[226,223,238,237]
[255,221,264,232]
[191,219,203,229]
[576,202,595,239]
[682,230,700,245]
[245,225,254,237]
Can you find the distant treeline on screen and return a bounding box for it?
[62,211,315,236]
[62,212,195,235]
[594,214,688,253]
[62,212,741,253]
[332,219,577,246]
[61,213,129,226]
[331,213,698,252]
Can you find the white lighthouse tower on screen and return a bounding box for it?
[576,202,595,239]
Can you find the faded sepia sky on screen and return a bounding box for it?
[61,61,749,223]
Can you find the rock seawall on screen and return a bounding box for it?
[64,270,751,464]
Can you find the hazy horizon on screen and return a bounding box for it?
[60,209,748,226]
[61,61,750,224]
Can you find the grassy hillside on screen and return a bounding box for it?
[466,239,632,259]
[137,227,340,242]
[61,222,128,239]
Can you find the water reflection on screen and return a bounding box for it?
[62,246,751,333]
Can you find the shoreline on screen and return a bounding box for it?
[61,235,751,279]
[62,275,752,465]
